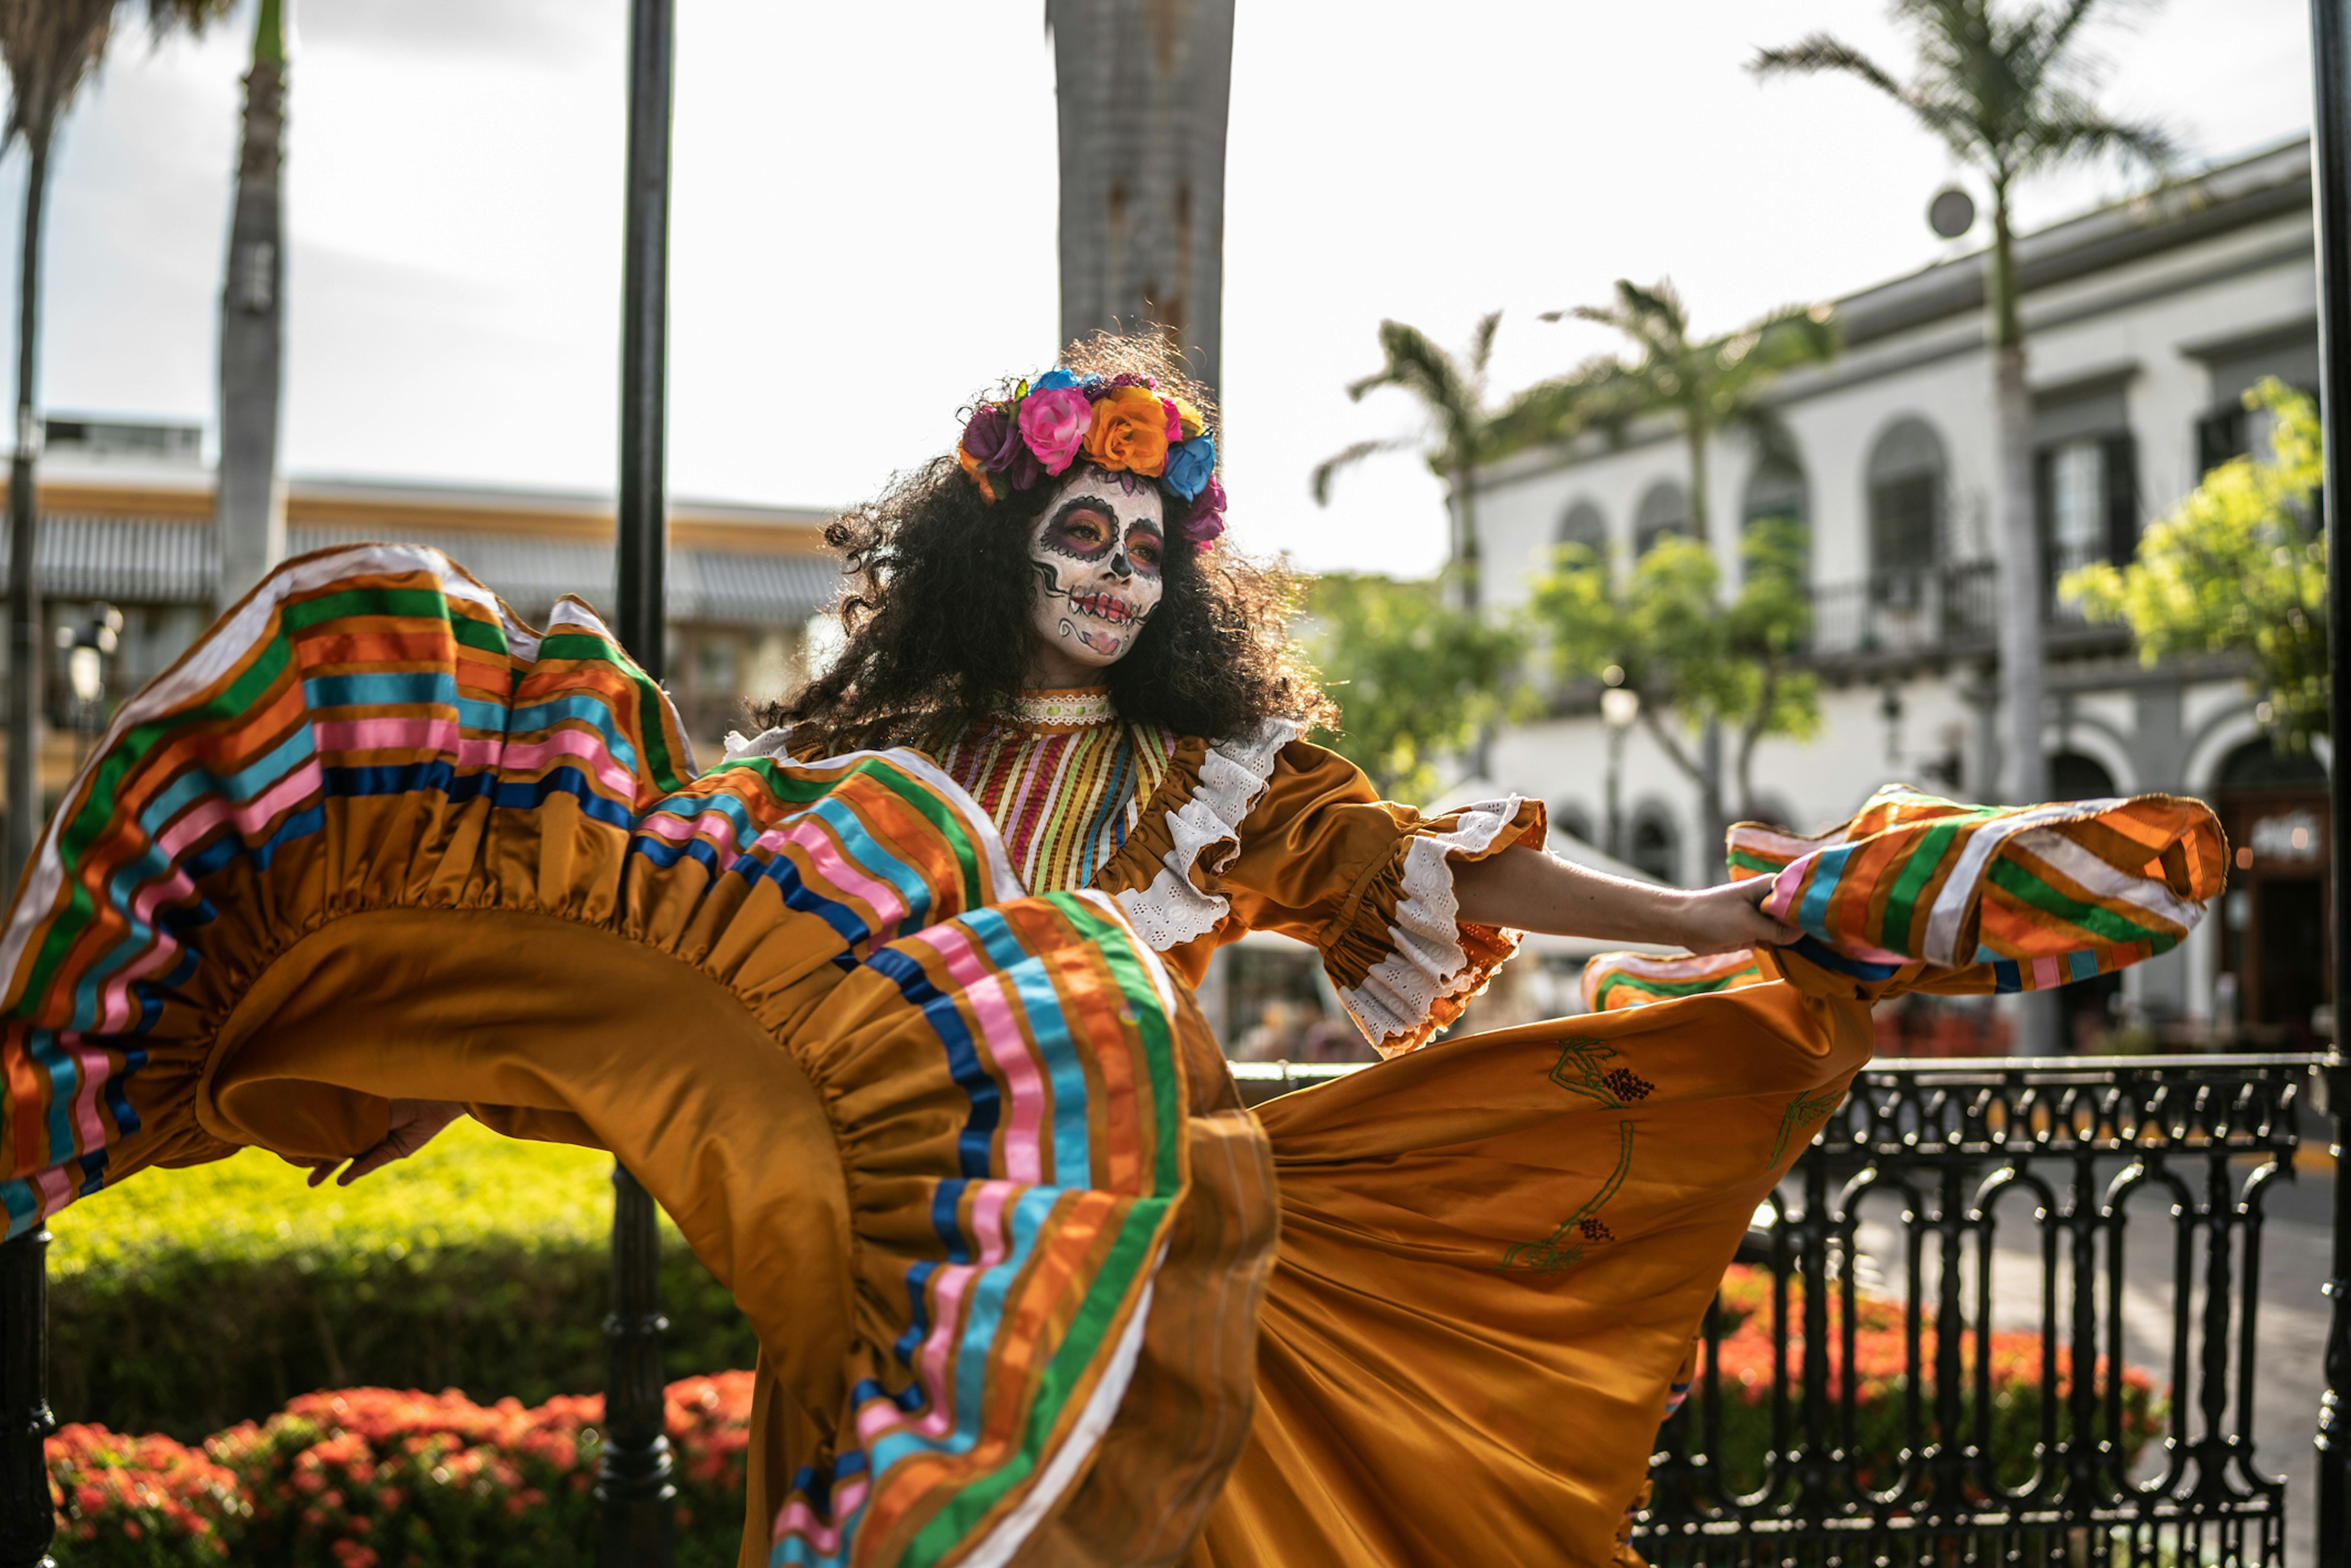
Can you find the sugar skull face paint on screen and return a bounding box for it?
[1027,463,1164,669]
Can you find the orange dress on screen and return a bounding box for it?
[0,547,2224,1568]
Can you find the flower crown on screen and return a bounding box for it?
[958,368,1226,547]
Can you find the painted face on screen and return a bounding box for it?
[1026,463,1165,668]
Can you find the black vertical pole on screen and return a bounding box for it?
[2310,4,2351,1563]
[0,1227,53,1568]
[597,0,675,1564]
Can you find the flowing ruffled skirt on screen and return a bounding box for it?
[0,547,2222,1568]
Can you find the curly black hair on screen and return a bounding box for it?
[755,332,1333,755]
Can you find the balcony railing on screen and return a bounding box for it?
[1235,1051,2339,1568]
[1802,556,2121,662]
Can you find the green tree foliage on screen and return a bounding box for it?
[1531,521,1821,822]
[2063,379,2325,748]
[1303,571,1528,803]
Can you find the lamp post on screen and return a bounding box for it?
[599,0,676,1563]
[1601,668,1640,864]
[2306,0,2351,1558]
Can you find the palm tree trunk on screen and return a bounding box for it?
[1453,460,1492,779]
[1686,420,1711,546]
[216,0,288,611]
[1685,419,1727,876]
[6,135,48,890]
[1452,460,1480,611]
[1990,186,2059,1052]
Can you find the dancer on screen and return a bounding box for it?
[0,334,2222,1567]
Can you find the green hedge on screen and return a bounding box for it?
[48,1122,757,1438]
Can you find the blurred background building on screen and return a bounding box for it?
[0,422,838,801]
[1470,136,2320,1051]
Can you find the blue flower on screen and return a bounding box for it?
[1161,435,1216,502]
[1033,369,1079,391]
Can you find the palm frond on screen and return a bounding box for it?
[1311,437,1410,506]
[1468,310,1503,381]
[0,0,116,151]
[1749,33,1907,101]
[2017,98,2180,179]
[1370,318,1475,426]
[1746,302,1840,370]
[143,0,233,39]
[1485,359,1630,457]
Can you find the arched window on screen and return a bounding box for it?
[1628,808,1679,885]
[2047,751,2118,801]
[1633,482,1689,558]
[1865,418,1948,579]
[1556,499,1607,556]
[1742,454,1808,529]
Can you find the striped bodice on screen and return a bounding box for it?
[938,705,1175,894]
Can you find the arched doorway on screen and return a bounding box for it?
[2047,751,2124,1049]
[2213,738,2330,1042]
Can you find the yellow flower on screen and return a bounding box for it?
[1170,399,1205,440]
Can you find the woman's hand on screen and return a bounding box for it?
[299,1099,466,1188]
[1665,879,1802,955]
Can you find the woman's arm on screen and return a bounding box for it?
[1452,844,1799,955]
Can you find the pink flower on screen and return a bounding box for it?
[1018,387,1092,476]
[1160,397,1182,443]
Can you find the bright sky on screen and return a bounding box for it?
[9,0,2315,577]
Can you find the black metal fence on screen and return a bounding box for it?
[1237,1051,2339,1567]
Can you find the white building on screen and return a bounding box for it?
[1471,137,2322,1048]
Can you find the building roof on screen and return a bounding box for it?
[1837,137,2310,349]
[0,473,846,624]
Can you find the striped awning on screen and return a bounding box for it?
[1,515,842,627]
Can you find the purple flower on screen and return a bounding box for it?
[961,401,1040,489]
[1182,475,1227,548]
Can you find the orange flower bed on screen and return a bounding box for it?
[48,1373,756,1567]
[1695,1266,2165,1497]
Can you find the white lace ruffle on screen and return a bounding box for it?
[1338,796,1530,1051]
[1112,717,1301,952]
[721,724,796,763]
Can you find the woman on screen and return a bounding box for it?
[0,335,2221,1567]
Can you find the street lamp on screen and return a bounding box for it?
[1600,666,1640,863]
[54,605,121,762]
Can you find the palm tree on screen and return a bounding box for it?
[1540,280,1837,546]
[1539,279,1838,868]
[1316,313,1575,612]
[216,0,288,610]
[1753,0,2177,814]
[0,0,227,883]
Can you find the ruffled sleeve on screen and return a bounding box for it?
[1101,722,1545,1057]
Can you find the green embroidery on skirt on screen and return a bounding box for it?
[1547,1039,1654,1108]
[1770,1087,1844,1169]
[1496,1119,1635,1275]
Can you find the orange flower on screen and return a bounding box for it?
[1081,385,1171,478]
[957,445,999,503]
